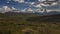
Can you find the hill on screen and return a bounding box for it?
[26,14,60,22]
[0,13,60,34]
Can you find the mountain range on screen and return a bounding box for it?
[0,6,60,15]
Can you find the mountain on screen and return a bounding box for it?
[47,11,60,15]
[26,14,60,22]
[43,11,60,15]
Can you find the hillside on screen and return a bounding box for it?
[27,14,60,22]
[0,13,60,34]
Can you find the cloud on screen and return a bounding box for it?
[21,8,34,13]
[0,6,19,13]
[11,7,17,10]
[29,2,35,5]
[0,0,41,13]
[1,6,11,13]
[34,4,40,7]
[38,0,40,1]
[13,0,24,3]
[40,0,46,1]
[7,1,10,3]
[11,7,20,12]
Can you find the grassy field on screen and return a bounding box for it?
[0,13,60,34]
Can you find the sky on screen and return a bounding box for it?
[0,0,40,13]
[0,0,40,12]
[0,0,60,13]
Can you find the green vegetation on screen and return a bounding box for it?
[0,13,60,34]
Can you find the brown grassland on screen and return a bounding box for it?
[0,13,60,34]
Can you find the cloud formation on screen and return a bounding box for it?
[38,0,40,1]
[1,6,11,13]
[21,7,34,13]
[13,0,24,3]
[0,6,19,13]
[0,0,41,13]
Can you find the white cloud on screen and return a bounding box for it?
[21,8,34,13]
[13,0,24,3]
[2,6,11,13]
[0,6,10,13]
[11,7,17,10]
[34,4,40,7]
[30,2,35,5]
[40,0,46,1]
[26,8,33,11]
[38,0,40,1]
[11,7,20,12]
[0,6,20,13]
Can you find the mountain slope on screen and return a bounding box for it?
[43,11,60,15]
[26,14,60,22]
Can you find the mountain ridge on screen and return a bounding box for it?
[26,14,60,22]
